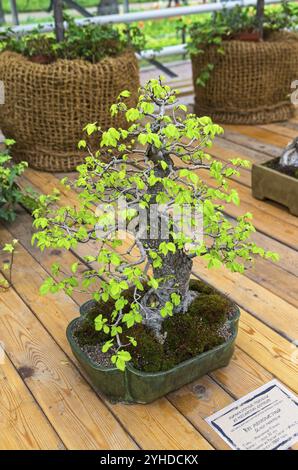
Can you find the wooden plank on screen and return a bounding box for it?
[237,309,298,394]
[259,124,298,140]
[0,282,138,450]
[220,128,283,157]
[168,375,232,450]
[215,135,281,161]
[245,257,298,308]
[0,226,213,450]
[249,229,298,278]
[0,352,64,450]
[110,396,213,451]
[224,125,291,148]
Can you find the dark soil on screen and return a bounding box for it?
[265,159,298,180]
[73,279,236,373]
[230,30,261,42]
[29,55,56,64]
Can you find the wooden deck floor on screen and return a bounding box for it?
[0,63,298,450]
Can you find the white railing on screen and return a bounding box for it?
[1,0,281,35]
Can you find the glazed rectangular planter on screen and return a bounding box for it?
[252,158,298,216]
[67,300,240,404]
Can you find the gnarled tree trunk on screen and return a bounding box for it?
[139,144,193,340]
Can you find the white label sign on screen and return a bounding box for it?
[206,380,298,450]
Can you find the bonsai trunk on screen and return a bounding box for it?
[256,0,265,39]
[139,144,193,339]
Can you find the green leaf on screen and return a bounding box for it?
[39,277,54,295]
[78,140,86,149]
[125,108,140,122]
[118,90,131,98]
[71,262,79,274]
[83,122,97,136]
[102,339,114,353]
[160,160,168,170]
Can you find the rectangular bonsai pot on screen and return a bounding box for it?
[252,158,298,216]
[66,300,240,404]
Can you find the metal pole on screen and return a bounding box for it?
[0,0,5,26]
[9,0,19,25]
[123,0,130,13]
[256,0,265,39]
[53,0,64,42]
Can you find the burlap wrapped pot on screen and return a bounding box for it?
[0,49,139,171]
[191,31,298,124]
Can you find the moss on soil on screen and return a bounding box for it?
[74,279,233,373]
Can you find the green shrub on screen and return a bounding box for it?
[0,140,28,222]
[0,18,145,63]
[187,2,298,54]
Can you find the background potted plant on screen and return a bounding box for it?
[32,78,278,403]
[188,1,298,124]
[252,136,298,215]
[0,1,143,172]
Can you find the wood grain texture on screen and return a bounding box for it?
[0,353,64,450]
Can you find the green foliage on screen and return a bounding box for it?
[33,77,278,371]
[0,141,27,222]
[0,238,18,290]
[188,2,298,52]
[0,17,145,63]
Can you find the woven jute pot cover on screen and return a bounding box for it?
[191,31,298,124]
[0,49,139,171]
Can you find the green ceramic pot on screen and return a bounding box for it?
[67,300,240,404]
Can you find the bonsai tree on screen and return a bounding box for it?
[33,78,278,370]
